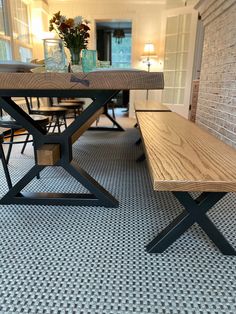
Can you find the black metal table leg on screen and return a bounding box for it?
[89,103,125,132]
[0,91,121,207]
[0,142,12,189]
[104,111,125,131]
[146,191,236,255]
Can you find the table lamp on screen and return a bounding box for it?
[142,43,157,99]
[142,43,157,72]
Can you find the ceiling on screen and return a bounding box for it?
[49,0,186,4]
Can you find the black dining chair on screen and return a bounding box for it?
[0,135,12,189]
[25,97,68,133]
[55,98,85,119]
[0,109,49,164]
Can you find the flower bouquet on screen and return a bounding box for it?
[49,11,90,65]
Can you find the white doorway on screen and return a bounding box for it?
[96,21,132,68]
[162,6,199,118]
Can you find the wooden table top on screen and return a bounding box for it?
[136,111,236,192]
[134,101,170,112]
[0,70,164,92]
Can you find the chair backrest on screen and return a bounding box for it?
[25,97,33,114]
[25,97,42,113]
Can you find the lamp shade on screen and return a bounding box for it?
[143,43,156,56]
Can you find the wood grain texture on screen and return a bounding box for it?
[134,101,171,112]
[37,144,60,166]
[136,112,236,192]
[71,107,104,144]
[0,71,164,91]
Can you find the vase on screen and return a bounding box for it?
[43,39,66,72]
[69,47,81,65]
[82,49,97,72]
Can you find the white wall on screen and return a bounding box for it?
[46,0,166,113]
[33,0,192,114]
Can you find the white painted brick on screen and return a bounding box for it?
[196,1,236,148]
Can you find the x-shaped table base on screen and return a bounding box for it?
[146,192,236,255]
[0,91,122,207]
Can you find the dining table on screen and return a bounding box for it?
[0,70,164,207]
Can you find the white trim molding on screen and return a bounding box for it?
[195,0,236,26]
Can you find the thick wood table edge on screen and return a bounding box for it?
[0,71,164,91]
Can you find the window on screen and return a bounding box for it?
[111,34,132,68]
[0,0,32,61]
[0,0,11,60]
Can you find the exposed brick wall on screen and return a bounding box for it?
[195,0,236,147]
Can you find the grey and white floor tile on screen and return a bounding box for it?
[0,119,236,314]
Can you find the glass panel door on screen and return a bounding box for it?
[162,7,198,118]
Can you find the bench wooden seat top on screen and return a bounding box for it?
[136,111,236,255]
[134,101,170,112]
[136,111,236,192]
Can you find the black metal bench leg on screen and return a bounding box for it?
[174,192,236,255]
[135,137,146,162]
[136,153,146,162]
[196,214,235,255]
[135,138,142,145]
[147,191,236,255]
[146,210,195,253]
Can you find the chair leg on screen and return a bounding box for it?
[21,133,30,154]
[112,105,116,120]
[47,118,53,132]
[0,143,12,189]
[52,116,57,133]
[57,116,61,133]
[63,114,67,129]
[33,143,40,179]
[6,129,14,164]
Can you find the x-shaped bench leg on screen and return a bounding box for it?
[146,192,236,255]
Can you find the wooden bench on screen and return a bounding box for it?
[136,111,236,255]
[134,101,171,161]
[134,101,171,112]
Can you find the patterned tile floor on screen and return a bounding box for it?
[0,117,236,314]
